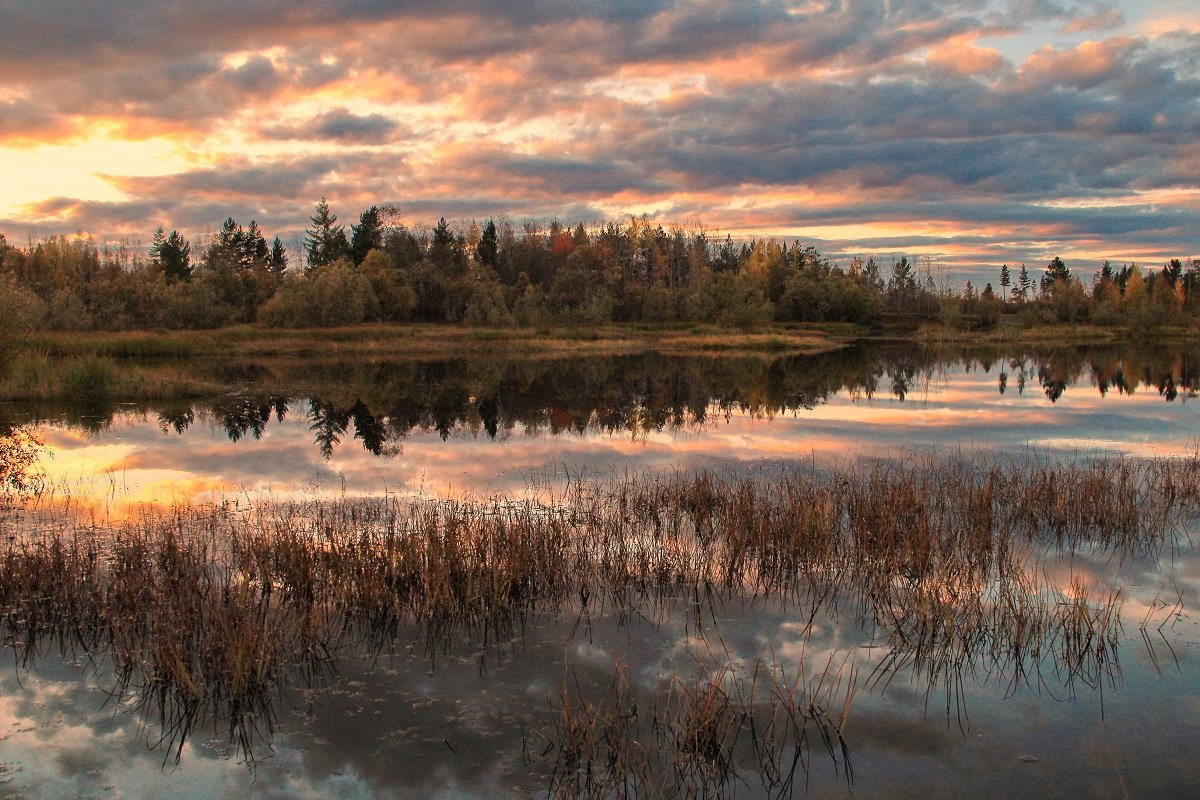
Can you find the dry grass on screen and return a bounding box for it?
[2,450,1196,785]
[545,650,856,799]
[28,324,850,363]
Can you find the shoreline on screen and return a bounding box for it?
[0,321,1187,403]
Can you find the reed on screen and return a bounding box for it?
[2,450,1195,787]
[545,651,855,799]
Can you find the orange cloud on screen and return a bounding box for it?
[924,36,1005,76]
[1019,38,1135,89]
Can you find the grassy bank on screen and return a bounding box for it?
[0,319,1179,405]
[2,323,853,403]
[0,350,226,401]
[24,318,1171,359]
[25,322,856,360]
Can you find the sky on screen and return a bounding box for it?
[0,0,1198,280]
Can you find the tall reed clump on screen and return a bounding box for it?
[546,652,855,799]
[1,450,1196,778]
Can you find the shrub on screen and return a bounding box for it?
[0,274,45,365]
[260,261,380,327]
[62,356,118,399]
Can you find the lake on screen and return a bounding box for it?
[2,341,1199,798]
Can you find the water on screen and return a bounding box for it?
[11,343,1200,508]
[2,341,1199,797]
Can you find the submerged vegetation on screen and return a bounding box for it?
[2,450,1195,793]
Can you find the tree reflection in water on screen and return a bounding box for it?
[5,344,1199,462]
[0,420,43,505]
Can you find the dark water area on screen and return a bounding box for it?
[2,341,1200,797]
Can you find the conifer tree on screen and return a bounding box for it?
[151,226,192,283]
[243,220,269,271]
[350,206,383,266]
[430,217,457,267]
[1017,265,1032,300]
[305,198,349,271]
[477,219,498,267]
[1042,256,1071,295]
[269,237,289,276]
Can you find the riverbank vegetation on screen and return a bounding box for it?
[2,204,1197,349]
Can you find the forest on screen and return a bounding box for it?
[1,199,1198,337]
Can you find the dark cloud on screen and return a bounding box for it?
[0,98,79,142]
[261,108,404,143]
[106,154,360,201]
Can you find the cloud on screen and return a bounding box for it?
[1019,37,1139,89]
[0,98,81,144]
[106,154,354,202]
[1061,7,1125,34]
[925,36,1007,76]
[1,0,1198,277]
[260,108,404,143]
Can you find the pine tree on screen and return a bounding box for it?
[999,264,1011,300]
[350,206,383,266]
[477,219,499,267]
[269,237,289,276]
[305,198,349,271]
[1163,258,1184,287]
[1043,256,1070,291]
[430,217,456,267]
[156,229,192,283]
[242,220,269,271]
[151,227,167,265]
[1017,265,1032,300]
[889,256,916,298]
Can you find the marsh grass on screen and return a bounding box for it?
[1,451,1196,787]
[32,330,201,359]
[545,650,856,799]
[0,350,221,401]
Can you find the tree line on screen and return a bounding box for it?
[1,199,1198,333]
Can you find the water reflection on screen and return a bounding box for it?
[11,343,1200,443]
[2,479,1198,798]
[0,422,42,506]
[3,343,1196,512]
[3,330,1200,798]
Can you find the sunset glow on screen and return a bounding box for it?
[1,1,1197,279]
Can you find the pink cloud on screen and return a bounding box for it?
[1019,38,1136,89]
[925,37,1006,76]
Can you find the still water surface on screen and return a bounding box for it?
[16,344,1200,507]
[2,342,1199,798]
